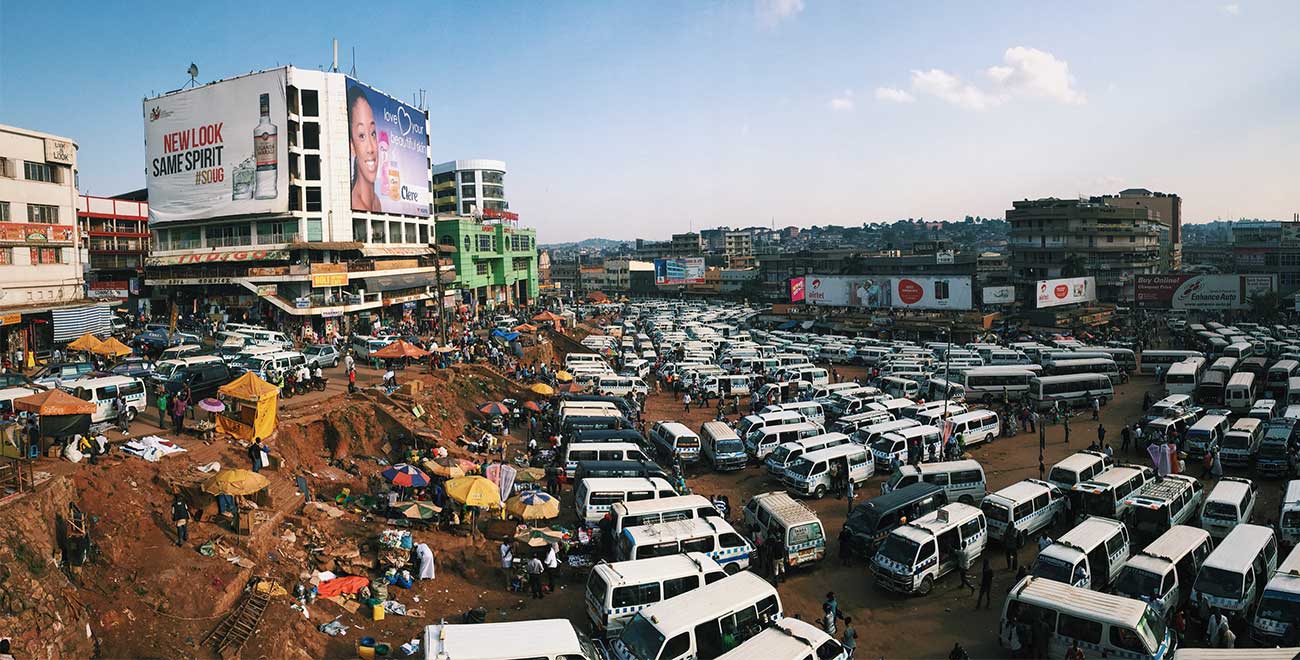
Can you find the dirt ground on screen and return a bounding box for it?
[46,340,1287,660]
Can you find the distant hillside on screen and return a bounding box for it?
[540,237,629,250]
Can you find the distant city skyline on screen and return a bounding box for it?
[2,1,1297,242]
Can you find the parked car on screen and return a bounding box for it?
[31,362,96,387]
[303,344,340,368]
[109,357,154,379]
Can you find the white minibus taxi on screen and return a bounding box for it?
[963,366,1037,403]
[1030,516,1131,590]
[422,619,599,660]
[1047,450,1115,491]
[564,442,650,479]
[64,375,148,423]
[881,459,987,505]
[1220,418,1264,468]
[1200,477,1257,540]
[1072,465,1155,522]
[1185,415,1231,460]
[649,421,701,464]
[872,503,987,596]
[1111,525,1213,620]
[1001,576,1172,660]
[760,401,825,427]
[576,477,677,524]
[855,418,919,448]
[870,425,942,470]
[914,403,970,428]
[763,432,851,477]
[616,517,753,574]
[782,444,874,499]
[1250,543,1300,646]
[611,495,721,536]
[736,410,805,444]
[744,422,823,461]
[609,572,781,660]
[1280,480,1300,547]
[1190,523,1278,619]
[945,409,1001,448]
[714,618,845,660]
[741,491,827,568]
[584,553,727,638]
[981,479,1067,542]
[1120,474,1205,542]
[880,376,921,399]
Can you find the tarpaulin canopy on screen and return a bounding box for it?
[91,336,133,357]
[66,333,103,352]
[512,323,538,333]
[14,389,97,416]
[531,311,563,322]
[216,373,279,442]
[51,305,111,343]
[489,329,520,342]
[370,339,430,360]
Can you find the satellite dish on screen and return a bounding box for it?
[188,63,199,78]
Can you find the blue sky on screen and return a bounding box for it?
[2,1,1297,242]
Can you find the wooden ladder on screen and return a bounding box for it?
[205,587,271,655]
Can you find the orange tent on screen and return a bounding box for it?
[531,311,563,322]
[14,389,96,416]
[371,339,431,360]
[585,292,609,302]
[513,323,538,333]
[216,372,279,441]
[91,336,133,357]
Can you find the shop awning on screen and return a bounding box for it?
[360,246,432,257]
[360,272,434,293]
[52,305,112,342]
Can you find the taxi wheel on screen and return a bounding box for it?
[724,562,741,575]
[125,408,137,422]
[918,575,934,596]
[958,495,973,505]
[814,485,827,499]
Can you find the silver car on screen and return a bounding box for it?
[303,344,340,368]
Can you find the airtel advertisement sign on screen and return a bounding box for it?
[801,275,972,310]
[1135,274,1276,310]
[889,276,972,310]
[1036,277,1096,308]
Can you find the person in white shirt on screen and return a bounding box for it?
[545,542,560,592]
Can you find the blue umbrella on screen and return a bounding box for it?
[381,463,430,488]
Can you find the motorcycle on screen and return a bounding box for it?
[288,375,309,396]
[278,378,294,400]
[311,375,328,392]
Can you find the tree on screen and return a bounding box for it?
[1060,255,1089,278]
[1249,290,1283,324]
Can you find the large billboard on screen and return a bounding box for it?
[1135,274,1277,310]
[983,286,1016,305]
[654,258,705,285]
[345,79,431,217]
[145,69,290,224]
[803,275,972,310]
[1036,277,1096,308]
[789,277,806,303]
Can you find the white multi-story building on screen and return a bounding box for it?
[432,159,507,217]
[0,124,111,362]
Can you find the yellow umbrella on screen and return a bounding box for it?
[201,469,270,496]
[505,491,560,520]
[555,371,574,382]
[423,457,465,479]
[66,333,103,352]
[529,383,555,396]
[91,336,133,357]
[444,476,502,508]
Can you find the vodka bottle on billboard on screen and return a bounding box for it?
[253,93,278,200]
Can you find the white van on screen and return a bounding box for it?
[1200,476,1257,540]
[584,553,727,638]
[744,421,823,461]
[1250,543,1300,646]
[1190,523,1279,619]
[609,572,781,660]
[880,376,921,399]
[1047,450,1115,491]
[760,401,825,427]
[564,442,650,479]
[699,421,746,471]
[64,375,148,423]
[616,517,754,574]
[1120,474,1205,542]
[0,386,39,416]
[1226,371,1259,413]
[596,375,648,398]
[1030,516,1131,590]
[741,491,827,568]
[872,503,987,596]
[244,328,294,350]
[764,432,851,477]
[945,409,1001,448]
[1220,418,1265,468]
[871,425,942,470]
[423,619,598,660]
[783,444,874,499]
[1000,576,1173,659]
[649,421,701,464]
[866,397,915,420]
[1280,480,1300,547]
[701,374,751,398]
[903,399,965,422]
[610,494,721,536]
[714,617,846,660]
[856,418,920,448]
[1185,414,1231,460]
[575,477,677,524]
[881,459,987,505]
[736,410,805,445]
[914,403,970,429]
[1071,464,1155,522]
[831,410,893,437]
[1111,525,1214,620]
[981,479,1068,542]
[565,353,606,370]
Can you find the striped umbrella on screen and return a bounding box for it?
[522,400,544,412]
[478,402,512,416]
[505,491,560,520]
[380,463,431,488]
[396,500,442,520]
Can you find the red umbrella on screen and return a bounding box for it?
[555,382,586,393]
[522,401,543,412]
[478,402,512,416]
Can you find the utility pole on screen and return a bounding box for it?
[432,241,449,347]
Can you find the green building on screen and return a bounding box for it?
[436,215,539,308]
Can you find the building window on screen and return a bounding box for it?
[433,172,455,185]
[27,204,59,223]
[30,247,63,264]
[482,185,504,199]
[482,171,503,184]
[476,262,489,276]
[353,219,367,242]
[460,171,476,183]
[0,201,8,221]
[461,201,474,215]
[371,220,386,243]
[307,218,323,242]
[460,185,476,201]
[389,221,402,244]
[419,225,429,244]
[24,161,56,183]
[0,157,14,178]
[475,234,491,252]
[258,220,298,244]
[0,247,11,264]
[404,223,416,244]
[305,155,321,180]
[208,223,252,247]
[305,187,323,212]
[301,89,320,117]
[512,257,530,270]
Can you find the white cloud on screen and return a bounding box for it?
[828,90,855,111]
[878,46,1085,110]
[1221,3,1240,14]
[755,0,804,28]
[910,68,1007,110]
[873,87,915,103]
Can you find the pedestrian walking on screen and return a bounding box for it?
[1097,424,1106,446]
[1064,418,1071,446]
[171,495,190,546]
[171,393,187,434]
[682,392,692,412]
[1091,396,1100,420]
[957,561,976,595]
[157,390,169,428]
[1121,424,1132,453]
[500,540,515,590]
[822,592,842,635]
[1027,410,1036,433]
[527,555,544,599]
[842,617,858,659]
[1004,527,1020,570]
[545,542,560,592]
[976,558,994,609]
[838,526,853,566]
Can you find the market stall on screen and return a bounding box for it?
[216,372,278,442]
[14,389,95,453]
